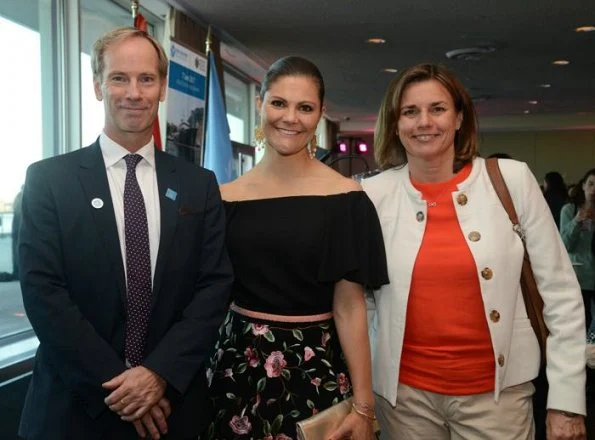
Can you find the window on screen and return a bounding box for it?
[224,70,251,144]
[0,2,48,368]
[80,0,138,146]
[0,11,43,339]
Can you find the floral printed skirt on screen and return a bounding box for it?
[203,309,352,440]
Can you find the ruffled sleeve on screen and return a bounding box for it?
[318,191,389,289]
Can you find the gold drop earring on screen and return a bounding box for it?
[307,135,318,160]
[254,126,266,151]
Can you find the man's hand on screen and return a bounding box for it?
[546,410,586,440]
[132,398,172,439]
[103,366,167,420]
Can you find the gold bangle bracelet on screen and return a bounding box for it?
[352,401,375,412]
[351,403,377,421]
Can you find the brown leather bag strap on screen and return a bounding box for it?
[485,158,548,366]
[485,159,519,225]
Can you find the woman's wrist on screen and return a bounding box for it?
[351,400,376,422]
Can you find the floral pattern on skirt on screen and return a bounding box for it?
[203,310,352,440]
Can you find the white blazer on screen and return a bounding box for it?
[362,157,586,415]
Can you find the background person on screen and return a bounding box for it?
[363,63,586,440]
[543,171,568,229]
[560,167,595,334]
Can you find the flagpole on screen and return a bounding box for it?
[201,26,213,166]
[130,0,163,149]
[205,25,212,55]
[131,0,139,24]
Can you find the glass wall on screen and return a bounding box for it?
[0,1,45,351]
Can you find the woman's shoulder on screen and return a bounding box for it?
[561,202,577,215]
[361,167,406,195]
[219,175,252,201]
[489,157,531,179]
[311,161,362,194]
[329,175,362,194]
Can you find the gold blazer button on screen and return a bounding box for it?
[481,267,493,280]
[456,193,468,205]
[468,231,481,242]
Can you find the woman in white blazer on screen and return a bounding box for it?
[362,63,586,440]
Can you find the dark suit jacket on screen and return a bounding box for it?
[18,141,233,440]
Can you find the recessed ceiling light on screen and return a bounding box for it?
[524,110,530,114]
[552,60,570,65]
[445,45,497,61]
[528,100,538,105]
[539,83,551,88]
[366,38,386,44]
[575,26,595,32]
[382,68,398,73]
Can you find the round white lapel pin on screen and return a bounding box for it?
[91,198,104,209]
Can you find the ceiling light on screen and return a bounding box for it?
[528,100,538,105]
[445,45,497,61]
[538,83,551,88]
[575,26,595,32]
[382,68,398,73]
[552,60,570,65]
[366,38,386,44]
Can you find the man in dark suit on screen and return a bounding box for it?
[18,27,233,440]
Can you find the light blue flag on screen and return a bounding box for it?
[203,51,236,184]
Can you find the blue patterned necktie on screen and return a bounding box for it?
[123,154,152,367]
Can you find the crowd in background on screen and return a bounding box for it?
[542,168,595,341]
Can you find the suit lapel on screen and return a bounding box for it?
[77,142,127,304]
[152,150,179,304]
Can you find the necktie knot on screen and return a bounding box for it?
[124,154,143,170]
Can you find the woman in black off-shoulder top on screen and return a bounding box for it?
[202,56,388,440]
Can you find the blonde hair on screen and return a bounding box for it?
[374,63,478,170]
[91,27,168,81]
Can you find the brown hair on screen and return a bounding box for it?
[260,56,325,104]
[91,27,168,81]
[374,63,478,170]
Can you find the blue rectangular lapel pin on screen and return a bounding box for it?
[165,188,177,201]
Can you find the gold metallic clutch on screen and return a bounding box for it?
[296,398,380,440]
[296,399,352,440]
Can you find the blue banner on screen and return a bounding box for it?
[168,61,205,100]
[203,52,237,184]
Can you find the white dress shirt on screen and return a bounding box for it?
[99,132,161,284]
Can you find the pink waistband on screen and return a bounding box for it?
[230,302,333,323]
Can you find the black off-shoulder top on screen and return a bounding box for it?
[223,191,389,315]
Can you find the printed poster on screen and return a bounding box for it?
[165,40,207,164]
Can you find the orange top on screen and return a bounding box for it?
[400,163,495,395]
